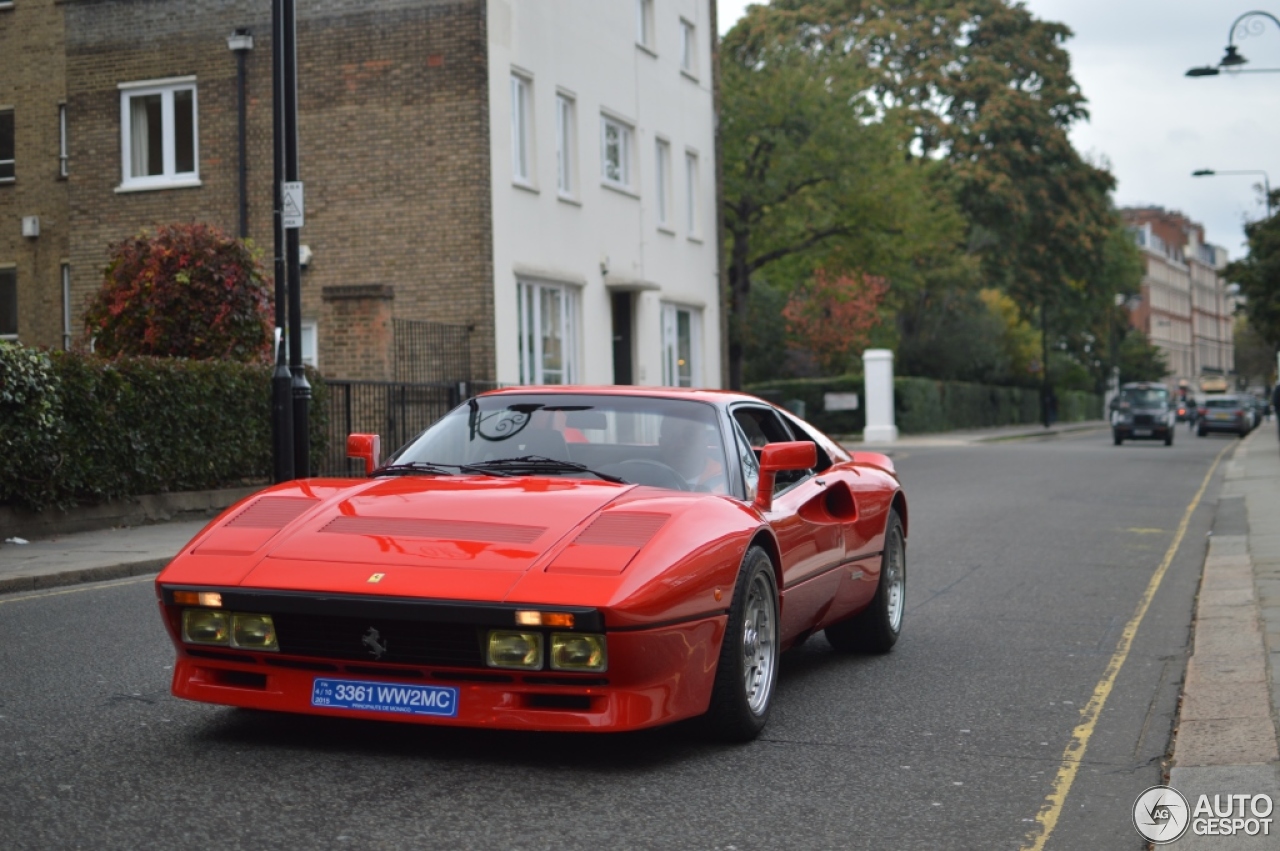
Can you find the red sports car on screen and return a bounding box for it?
[156,387,907,741]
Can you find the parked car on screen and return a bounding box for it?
[155,387,908,741]
[1198,394,1251,438]
[1112,382,1175,446]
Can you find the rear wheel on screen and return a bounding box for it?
[825,510,905,654]
[1165,429,1173,446]
[702,546,779,742]
[1113,430,1123,446]
[1198,426,1207,437]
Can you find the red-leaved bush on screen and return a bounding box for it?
[783,269,888,375]
[84,223,272,362]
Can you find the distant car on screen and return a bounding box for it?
[1198,395,1250,438]
[1112,382,1175,446]
[155,387,908,741]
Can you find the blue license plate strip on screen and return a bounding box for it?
[311,678,459,717]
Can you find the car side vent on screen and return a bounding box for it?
[319,516,547,544]
[226,496,319,529]
[575,513,669,548]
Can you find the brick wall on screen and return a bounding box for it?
[56,0,494,379]
[320,284,395,380]
[0,0,69,349]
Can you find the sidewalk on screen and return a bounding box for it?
[1168,428,1280,848]
[855,418,1108,449]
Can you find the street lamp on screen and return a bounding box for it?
[1192,168,1273,218]
[226,29,253,238]
[1186,10,1280,76]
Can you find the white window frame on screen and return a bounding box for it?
[680,18,697,77]
[0,108,13,183]
[61,262,71,349]
[600,114,634,191]
[300,320,318,368]
[555,92,577,199]
[661,302,702,388]
[58,103,68,178]
[685,149,700,238]
[518,279,579,385]
[510,72,534,187]
[655,138,672,229]
[118,77,199,191]
[636,0,655,52]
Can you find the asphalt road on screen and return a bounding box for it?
[0,426,1239,850]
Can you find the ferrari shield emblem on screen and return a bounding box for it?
[367,572,385,583]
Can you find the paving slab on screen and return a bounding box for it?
[1168,764,1280,850]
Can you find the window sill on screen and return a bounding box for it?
[687,234,704,244]
[115,178,203,194]
[512,179,540,195]
[680,69,699,84]
[601,181,639,200]
[557,193,582,207]
[0,177,14,186]
[657,225,676,236]
[636,43,658,59]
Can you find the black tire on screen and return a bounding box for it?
[1113,430,1123,446]
[1164,429,1173,446]
[1197,426,1207,437]
[701,546,780,742]
[825,510,905,654]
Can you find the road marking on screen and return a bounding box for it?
[0,574,154,605]
[1125,527,1165,535]
[1021,439,1233,851]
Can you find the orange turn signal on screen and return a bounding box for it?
[173,591,223,608]
[514,610,575,628]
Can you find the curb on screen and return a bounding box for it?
[0,558,167,596]
[973,423,1108,443]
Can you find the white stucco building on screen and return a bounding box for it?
[487,0,721,388]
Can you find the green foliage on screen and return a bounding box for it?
[748,373,1100,436]
[1225,193,1280,350]
[1233,316,1276,386]
[84,223,273,362]
[0,347,329,511]
[1117,330,1169,384]
[0,343,64,508]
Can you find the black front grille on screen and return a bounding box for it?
[271,612,485,668]
[1134,414,1155,426]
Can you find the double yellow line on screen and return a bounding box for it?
[1021,440,1234,850]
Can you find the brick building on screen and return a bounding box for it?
[1121,207,1236,390]
[1,0,722,387]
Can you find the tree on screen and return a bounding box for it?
[782,269,888,375]
[1225,191,1280,351]
[85,223,272,362]
[721,7,968,387]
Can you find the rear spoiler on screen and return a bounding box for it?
[850,451,896,477]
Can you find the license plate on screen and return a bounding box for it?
[1210,412,1229,421]
[311,678,459,717]
[1133,429,1152,437]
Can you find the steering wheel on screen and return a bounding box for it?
[601,459,690,491]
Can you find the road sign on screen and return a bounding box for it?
[282,181,304,229]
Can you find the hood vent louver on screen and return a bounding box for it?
[320,516,547,544]
[575,512,669,548]
[226,496,320,529]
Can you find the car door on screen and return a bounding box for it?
[731,405,849,641]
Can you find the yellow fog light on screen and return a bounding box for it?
[486,631,544,669]
[550,633,607,672]
[231,613,279,651]
[182,609,230,645]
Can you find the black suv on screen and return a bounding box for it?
[1111,382,1175,446]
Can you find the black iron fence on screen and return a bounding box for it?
[317,379,498,476]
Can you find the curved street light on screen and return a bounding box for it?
[1192,168,1273,218]
[1186,10,1280,76]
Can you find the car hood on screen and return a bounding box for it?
[171,476,639,600]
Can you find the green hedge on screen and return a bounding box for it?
[0,343,328,511]
[747,374,1101,436]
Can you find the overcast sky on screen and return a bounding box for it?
[717,1,1280,258]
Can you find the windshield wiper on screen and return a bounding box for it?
[465,455,628,484]
[373,461,516,478]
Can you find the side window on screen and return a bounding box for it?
[732,405,809,493]
[732,419,759,501]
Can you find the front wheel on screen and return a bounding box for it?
[825,509,905,654]
[701,546,779,742]
[1113,430,1123,446]
[1165,430,1173,446]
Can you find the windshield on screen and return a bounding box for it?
[388,394,730,493]
[1121,388,1168,407]
[1204,397,1239,409]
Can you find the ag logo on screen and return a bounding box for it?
[1133,785,1190,844]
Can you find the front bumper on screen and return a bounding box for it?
[167,615,726,732]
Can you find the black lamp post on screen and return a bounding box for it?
[1186,10,1280,76]
[226,29,253,238]
[1192,168,1273,218]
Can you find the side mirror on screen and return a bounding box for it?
[754,441,817,512]
[346,433,381,476]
